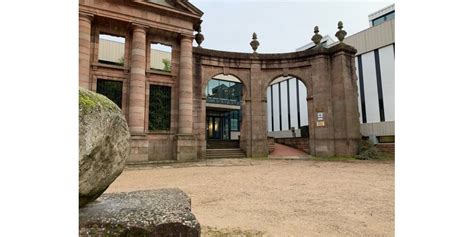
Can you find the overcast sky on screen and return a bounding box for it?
[191,0,393,53]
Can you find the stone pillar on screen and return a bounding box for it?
[310,55,335,157]
[248,60,268,157]
[330,49,361,156]
[178,35,194,134]
[79,12,93,89]
[128,24,147,134]
[175,35,197,161]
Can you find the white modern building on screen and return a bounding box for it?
[266,77,309,138]
[348,4,395,143]
[297,4,395,143]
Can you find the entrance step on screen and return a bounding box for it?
[206,140,240,149]
[206,149,246,159]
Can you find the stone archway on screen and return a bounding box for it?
[80,0,360,163]
[265,75,312,157]
[202,74,247,151]
[193,45,361,158]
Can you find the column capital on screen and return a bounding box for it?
[131,22,149,33]
[179,34,194,41]
[79,11,94,22]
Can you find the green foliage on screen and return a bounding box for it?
[79,89,118,113]
[117,56,125,66]
[162,58,172,72]
[148,85,171,130]
[356,139,379,160]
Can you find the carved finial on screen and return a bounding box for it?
[311,26,323,45]
[250,32,260,53]
[335,21,347,42]
[194,25,204,47]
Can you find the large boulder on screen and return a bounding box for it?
[79,88,130,207]
[79,189,201,236]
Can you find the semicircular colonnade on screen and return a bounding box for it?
[192,44,361,158]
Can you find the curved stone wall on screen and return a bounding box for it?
[193,44,361,158]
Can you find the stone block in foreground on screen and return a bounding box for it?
[79,189,200,236]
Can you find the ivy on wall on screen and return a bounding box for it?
[148,85,171,130]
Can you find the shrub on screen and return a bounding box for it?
[356,139,379,160]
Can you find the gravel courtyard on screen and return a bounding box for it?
[105,159,394,236]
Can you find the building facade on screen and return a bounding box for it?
[346,4,395,143]
[80,0,362,163]
[297,4,395,144]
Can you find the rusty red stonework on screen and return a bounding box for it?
[79,0,361,163]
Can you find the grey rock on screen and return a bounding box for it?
[79,88,130,207]
[79,189,201,236]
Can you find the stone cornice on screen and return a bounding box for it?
[132,0,203,20]
[193,43,357,62]
[79,5,194,36]
[327,43,357,55]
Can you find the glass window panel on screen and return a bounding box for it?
[372,16,385,26]
[385,12,395,21]
[206,79,242,105]
[298,80,308,126]
[280,81,289,131]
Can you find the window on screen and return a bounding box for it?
[148,85,171,130]
[230,111,240,131]
[96,79,123,108]
[385,12,395,21]
[150,42,172,72]
[372,11,395,26]
[98,34,126,66]
[372,17,386,26]
[205,79,242,105]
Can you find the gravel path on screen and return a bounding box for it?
[105,159,394,236]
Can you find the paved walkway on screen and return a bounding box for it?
[269,143,312,159]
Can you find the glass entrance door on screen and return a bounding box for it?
[207,116,223,140]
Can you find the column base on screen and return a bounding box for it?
[249,138,268,158]
[128,135,149,163]
[175,134,197,161]
[334,138,359,157]
[310,138,360,157]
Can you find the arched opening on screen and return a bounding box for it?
[204,74,245,153]
[266,76,311,158]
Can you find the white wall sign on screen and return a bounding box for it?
[317,112,324,121]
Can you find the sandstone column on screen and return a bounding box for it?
[178,35,194,134]
[79,12,93,89]
[175,34,197,161]
[128,24,147,134]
